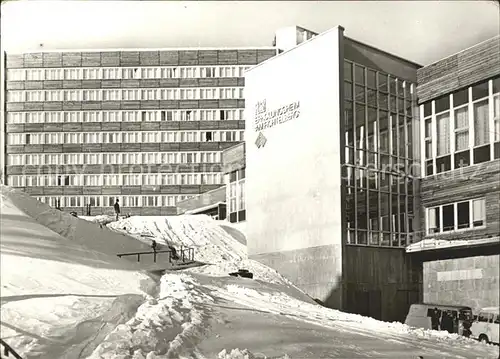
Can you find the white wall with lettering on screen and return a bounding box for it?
[244,26,344,256]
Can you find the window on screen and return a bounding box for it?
[454,106,469,151]
[64,69,80,80]
[427,198,485,234]
[8,69,25,81]
[141,68,157,79]
[472,198,485,227]
[123,89,139,101]
[83,68,100,79]
[142,89,156,100]
[26,69,44,81]
[442,204,454,232]
[436,112,450,156]
[474,99,489,146]
[494,95,500,142]
[26,91,44,102]
[457,201,470,229]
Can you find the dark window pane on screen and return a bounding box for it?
[436,155,451,173]
[455,150,470,168]
[493,76,500,94]
[472,81,489,101]
[239,168,245,179]
[229,212,237,223]
[238,210,246,222]
[378,73,388,92]
[473,145,490,164]
[355,65,365,85]
[345,82,352,100]
[355,85,365,103]
[423,102,432,117]
[495,142,500,159]
[457,201,470,229]
[345,100,353,127]
[435,95,450,113]
[355,104,365,125]
[380,193,390,216]
[453,88,468,107]
[426,160,434,176]
[367,70,377,88]
[379,93,388,109]
[389,78,397,95]
[367,89,377,107]
[390,95,397,113]
[229,171,237,182]
[442,204,454,231]
[344,61,352,81]
[357,230,368,245]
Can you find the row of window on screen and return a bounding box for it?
[345,167,414,192]
[7,151,222,166]
[9,173,224,187]
[7,66,253,81]
[37,195,194,208]
[426,198,486,234]
[346,122,414,161]
[344,60,414,99]
[7,130,245,145]
[7,87,244,102]
[7,109,244,124]
[421,77,500,176]
[346,230,416,247]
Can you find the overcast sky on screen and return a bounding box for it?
[1,1,499,66]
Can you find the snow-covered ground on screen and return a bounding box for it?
[1,185,499,359]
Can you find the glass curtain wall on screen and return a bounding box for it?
[343,60,417,247]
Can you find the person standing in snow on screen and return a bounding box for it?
[114,199,120,221]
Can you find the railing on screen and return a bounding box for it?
[0,339,23,359]
[116,247,195,264]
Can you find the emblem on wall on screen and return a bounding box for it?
[255,131,267,149]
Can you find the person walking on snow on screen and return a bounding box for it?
[114,199,120,221]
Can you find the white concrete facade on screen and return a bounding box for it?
[244,26,345,302]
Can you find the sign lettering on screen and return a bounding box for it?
[253,100,301,132]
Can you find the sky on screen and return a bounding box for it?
[0,1,499,66]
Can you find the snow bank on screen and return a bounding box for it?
[87,273,216,359]
[109,215,300,288]
[0,186,157,358]
[1,185,152,257]
[215,284,496,351]
[109,215,246,264]
[218,348,290,359]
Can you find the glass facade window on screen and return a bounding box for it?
[343,60,415,248]
[226,168,246,223]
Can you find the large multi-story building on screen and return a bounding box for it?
[1,47,277,215]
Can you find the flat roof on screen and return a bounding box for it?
[5,46,277,55]
[246,25,420,73]
[420,34,500,69]
[246,25,344,73]
[344,36,422,68]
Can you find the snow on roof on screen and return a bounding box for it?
[406,236,500,253]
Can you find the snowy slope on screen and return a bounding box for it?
[2,187,499,359]
[0,187,157,358]
[108,215,298,288]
